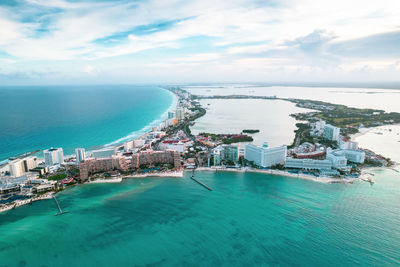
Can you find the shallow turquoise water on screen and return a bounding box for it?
[1,170,400,266]
[0,85,174,160]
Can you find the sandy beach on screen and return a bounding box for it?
[124,170,184,179]
[195,167,355,184]
[0,192,53,214]
[88,177,123,183]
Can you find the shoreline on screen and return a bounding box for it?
[2,87,399,215]
[0,86,179,163]
[0,192,53,214]
[0,170,185,214]
[194,167,356,184]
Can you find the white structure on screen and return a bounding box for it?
[123,141,134,151]
[326,150,347,169]
[43,148,64,166]
[133,139,146,148]
[212,146,222,166]
[159,141,186,153]
[9,159,25,177]
[315,120,326,132]
[92,148,115,159]
[339,140,359,150]
[75,148,86,163]
[284,158,332,170]
[323,124,340,141]
[176,107,185,121]
[245,144,287,168]
[9,156,39,177]
[343,150,365,164]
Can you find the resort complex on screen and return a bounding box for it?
[0,86,396,211]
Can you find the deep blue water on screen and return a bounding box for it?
[0,169,399,266]
[0,85,174,160]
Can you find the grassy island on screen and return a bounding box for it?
[242,129,260,134]
[199,132,253,144]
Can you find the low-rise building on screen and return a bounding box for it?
[284,158,332,170]
[159,140,186,153]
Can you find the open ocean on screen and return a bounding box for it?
[0,85,175,161]
[1,169,400,266]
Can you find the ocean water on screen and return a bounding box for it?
[1,169,400,266]
[0,85,175,161]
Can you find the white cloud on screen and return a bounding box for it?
[1,0,400,83]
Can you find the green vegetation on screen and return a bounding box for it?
[222,136,253,144]
[47,174,67,181]
[242,129,260,134]
[288,123,312,148]
[199,133,253,144]
[289,99,400,132]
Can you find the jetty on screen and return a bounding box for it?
[190,171,212,191]
[361,177,374,185]
[52,196,68,215]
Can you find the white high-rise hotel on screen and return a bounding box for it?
[323,124,340,141]
[43,147,64,166]
[75,148,86,163]
[8,156,38,177]
[245,143,287,168]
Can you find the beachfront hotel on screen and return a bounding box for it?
[245,143,287,168]
[323,124,340,141]
[43,147,64,166]
[8,156,38,178]
[75,148,86,163]
[212,145,239,166]
[176,107,185,121]
[285,158,333,170]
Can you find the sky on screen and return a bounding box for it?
[0,0,400,84]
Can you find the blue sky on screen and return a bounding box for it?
[0,0,400,84]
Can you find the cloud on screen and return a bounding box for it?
[0,0,400,83]
[328,30,400,58]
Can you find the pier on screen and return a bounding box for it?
[190,171,212,191]
[361,177,374,185]
[52,196,68,215]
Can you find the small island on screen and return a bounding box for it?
[198,132,253,144]
[242,129,260,134]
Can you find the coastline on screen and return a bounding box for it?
[0,170,185,214]
[103,87,179,148]
[194,167,356,184]
[2,86,399,215]
[0,192,53,214]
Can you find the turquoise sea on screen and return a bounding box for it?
[2,85,400,266]
[0,85,175,161]
[1,169,400,266]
